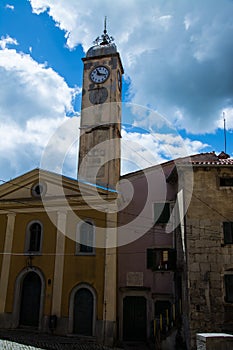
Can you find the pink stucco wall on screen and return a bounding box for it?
[118,161,177,294]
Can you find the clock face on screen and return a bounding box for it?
[90,66,109,84]
[89,87,108,104]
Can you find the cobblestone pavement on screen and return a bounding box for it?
[0,339,44,349]
[0,329,123,350]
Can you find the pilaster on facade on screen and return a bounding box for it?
[51,210,67,317]
[0,213,16,313]
[103,211,118,346]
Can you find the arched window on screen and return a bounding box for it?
[25,221,43,254]
[76,220,95,255]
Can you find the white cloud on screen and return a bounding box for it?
[0,35,18,49]
[215,108,233,130]
[1,1,232,181]
[5,4,14,10]
[0,45,81,180]
[0,116,80,180]
[29,0,49,14]
[0,47,80,121]
[29,0,233,135]
[121,128,209,175]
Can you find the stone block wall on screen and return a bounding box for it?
[182,166,233,349]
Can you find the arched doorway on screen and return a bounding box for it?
[19,271,41,327]
[73,288,94,335]
[123,296,147,341]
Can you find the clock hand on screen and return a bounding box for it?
[96,69,106,76]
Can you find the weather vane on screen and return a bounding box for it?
[94,16,114,46]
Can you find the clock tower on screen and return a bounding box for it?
[78,22,124,190]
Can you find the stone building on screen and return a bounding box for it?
[176,151,233,349]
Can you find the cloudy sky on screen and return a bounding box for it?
[0,0,233,182]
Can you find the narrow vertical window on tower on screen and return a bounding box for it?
[76,220,95,255]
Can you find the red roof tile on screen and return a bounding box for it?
[191,159,233,165]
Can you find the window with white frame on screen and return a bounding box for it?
[25,221,43,254]
[76,220,95,255]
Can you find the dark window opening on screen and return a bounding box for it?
[223,222,233,244]
[32,182,46,197]
[29,223,41,252]
[220,178,233,187]
[154,203,170,224]
[80,221,94,253]
[225,275,233,303]
[34,184,43,196]
[154,300,172,334]
[147,248,176,271]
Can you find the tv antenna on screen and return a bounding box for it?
[223,111,227,153]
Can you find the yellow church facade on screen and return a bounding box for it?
[0,168,118,344]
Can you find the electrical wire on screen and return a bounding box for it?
[0,170,233,245]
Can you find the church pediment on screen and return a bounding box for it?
[0,168,112,210]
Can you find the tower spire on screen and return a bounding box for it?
[93,17,114,46]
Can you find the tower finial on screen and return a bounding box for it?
[93,17,114,46]
[104,16,107,34]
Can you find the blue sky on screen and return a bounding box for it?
[0,0,233,182]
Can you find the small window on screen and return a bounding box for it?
[25,221,42,254]
[223,222,233,244]
[76,221,95,254]
[220,178,233,187]
[154,203,170,224]
[147,248,176,271]
[31,182,47,197]
[225,275,233,303]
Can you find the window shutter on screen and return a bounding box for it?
[225,275,233,302]
[147,248,154,269]
[223,222,233,244]
[168,250,177,270]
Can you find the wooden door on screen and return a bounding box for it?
[19,272,41,327]
[123,296,147,341]
[73,288,93,336]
